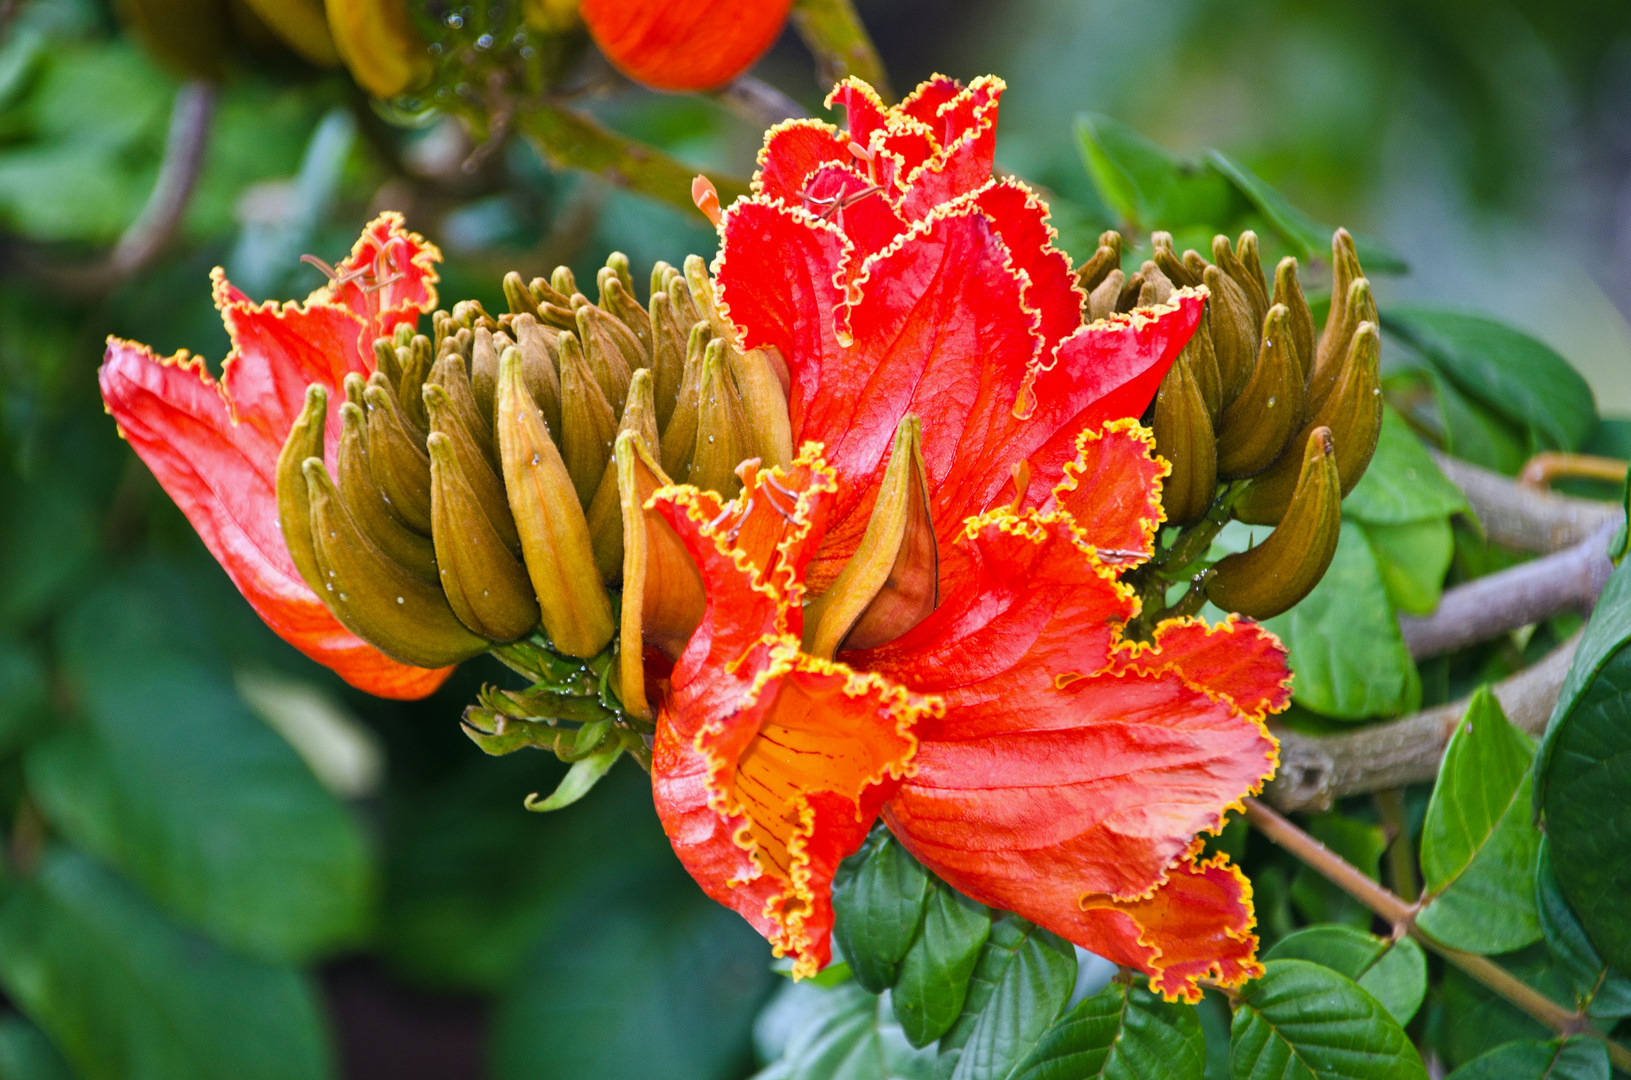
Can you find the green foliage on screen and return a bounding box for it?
[1416,689,1543,953]
[1011,981,1206,1080]
[1264,927,1427,1026]
[1287,812,1388,928]
[753,983,937,1080]
[1229,960,1427,1080]
[893,880,991,1047]
[833,830,933,993]
[1534,843,1631,1019]
[1443,1038,1608,1080]
[935,914,1077,1080]
[0,847,331,1080]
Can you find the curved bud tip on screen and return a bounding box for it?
[692,175,722,227]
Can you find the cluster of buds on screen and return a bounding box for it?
[1079,228,1383,620]
[274,251,792,761]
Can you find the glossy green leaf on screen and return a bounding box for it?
[0,846,331,1080]
[936,914,1077,1080]
[30,583,372,963]
[1265,927,1427,1025]
[1386,308,1597,453]
[1229,960,1427,1080]
[1204,152,1406,272]
[495,884,775,1080]
[1537,556,1631,800]
[1437,948,1566,1067]
[1264,521,1420,719]
[1342,408,1469,525]
[1534,842,1631,1019]
[523,742,622,811]
[1442,1038,1608,1080]
[1424,367,1530,475]
[1359,518,1453,616]
[833,830,933,994]
[1074,114,1236,232]
[752,982,938,1080]
[1010,980,1205,1080]
[893,879,992,1048]
[1417,688,1543,953]
[1289,813,1388,929]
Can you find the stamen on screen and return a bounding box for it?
[707,501,738,533]
[1095,547,1145,563]
[1008,460,1031,513]
[758,484,798,523]
[300,255,340,281]
[723,497,754,541]
[763,473,801,501]
[361,271,405,294]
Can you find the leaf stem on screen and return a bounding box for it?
[1372,788,1418,902]
[789,0,892,100]
[1243,798,1631,1070]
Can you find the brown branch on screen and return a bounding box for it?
[1244,799,1628,1068]
[1266,631,1580,812]
[1432,451,1621,554]
[1519,452,1629,490]
[712,75,809,129]
[1398,522,1616,659]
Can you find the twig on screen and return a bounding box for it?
[1266,631,1580,812]
[789,0,892,101]
[1372,788,1417,901]
[1398,522,1616,659]
[1432,451,1621,554]
[1519,452,1629,490]
[713,75,809,129]
[1244,799,1628,1068]
[513,101,749,216]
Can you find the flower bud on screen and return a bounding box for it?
[1316,228,1366,375]
[660,322,711,480]
[728,345,794,473]
[1203,264,1259,408]
[1153,231,1199,289]
[373,336,402,389]
[496,348,615,659]
[511,315,563,439]
[552,266,578,304]
[426,351,496,469]
[423,382,520,550]
[337,400,438,580]
[471,327,500,428]
[1086,269,1125,323]
[1272,257,1315,382]
[427,432,540,642]
[1215,304,1306,479]
[1206,426,1342,619]
[397,334,433,433]
[1151,355,1216,527]
[1184,306,1223,424]
[587,369,660,581]
[504,271,542,321]
[1214,233,1268,331]
[803,416,938,658]
[558,331,620,507]
[1307,277,1374,416]
[649,291,686,430]
[325,0,432,98]
[362,379,433,534]
[303,459,489,667]
[1137,261,1174,307]
[276,384,329,594]
[575,303,638,415]
[598,273,653,361]
[688,338,753,499]
[1235,322,1383,524]
[1076,231,1122,292]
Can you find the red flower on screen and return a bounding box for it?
[99,214,453,700]
[581,0,794,92]
[640,76,1288,999]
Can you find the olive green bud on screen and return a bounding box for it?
[373,336,402,389]
[1215,304,1306,478]
[1183,248,1209,284]
[303,458,489,668]
[1184,306,1223,424]
[1137,261,1175,307]
[575,303,638,415]
[1206,426,1342,619]
[503,271,541,320]
[427,431,540,642]
[1214,233,1268,331]
[557,330,620,507]
[587,369,660,582]
[688,338,753,499]
[1075,231,1122,293]
[337,401,438,581]
[616,431,701,718]
[426,352,496,470]
[511,315,563,440]
[450,299,496,333]
[397,334,433,434]
[551,265,578,301]
[392,322,415,349]
[529,273,571,311]
[728,344,793,473]
[1086,268,1125,323]
[1151,354,1216,527]
[1270,258,1315,383]
[1203,264,1259,408]
[1235,322,1382,524]
[1307,276,1374,416]
[649,291,686,430]
[1152,231,1200,288]
[276,384,329,595]
[496,347,615,659]
[598,273,652,361]
[362,379,433,535]
[660,322,711,480]
[667,267,703,329]
[422,382,520,551]
[1316,228,1366,375]
[471,327,500,428]
[605,251,636,297]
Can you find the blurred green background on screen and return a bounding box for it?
[2,0,1630,1077]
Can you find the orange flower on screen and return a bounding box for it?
[99,214,453,700]
[638,76,1289,999]
[581,0,794,91]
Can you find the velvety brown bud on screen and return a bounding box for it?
[1075,233,1122,292]
[397,334,433,434]
[362,379,433,535]
[1138,261,1174,307]
[426,351,496,470]
[557,330,620,507]
[660,322,710,480]
[302,458,489,668]
[1183,249,1209,283]
[1116,270,1145,313]
[1086,268,1125,323]
[1152,231,1199,288]
[504,271,542,319]
[373,336,402,389]
[496,347,615,659]
[1151,355,1216,527]
[529,274,571,310]
[1316,228,1366,375]
[512,314,563,439]
[1203,264,1259,408]
[598,273,652,362]
[687,338,752,499]
[1184,306,1223,424]
[587,369,659,582]
[427,431,540,642]
[576,303,639,415]
[1307,276,1374,416]
[471,327,500,428]
[551,265,578,300]
[648,291,686,430]
[1206,426,1341,619]
[1215,304,1306,478]
[276,384,328,595]
[337,401,438,581]
[422,382,520,550]
[1272,257,1316,382]
[1214,233,1268,331]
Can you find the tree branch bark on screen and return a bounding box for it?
[712,76,809,129]
[1432,451,1621,553]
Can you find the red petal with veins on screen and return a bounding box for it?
[755,120,856,204]
[898,75,964,131]
[315,211,442,347]
[897,78,1001,221]
[1046,421,1167,556]
[826,79,892,152]
[974,180,1084,363]
[1109,617,1294,722]
[99,339,450,699]
[650,452,927,975]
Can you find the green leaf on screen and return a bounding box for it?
[752,982,938,1080]
[1417,688,1543,953]
[30,581,372,963]
[1289,813,1388,929]
[1442,1038,1608,1080]
[1265,927,1427,1026]
[1229,960,1427,1080]
[0,634,47,756]
[1204,152,1406,273]
[893,879,992,1048]
[936,914,1077,1080]
[1386,308,1597,453]
[1010,980,1205,1080]
[494,885,776,1080]
[1423,367,1530,475]
[1534,842,1631,1019]
[0,846,332,1080]
[1074,114,1236,233]
[523,742,622,811]
[0,1015,73,1080]
[833,830,933,994]
[1437,947,1566,1067]
[1264,521,1420,719]
[1359,518,1454,616]
[1342,408,1469,525]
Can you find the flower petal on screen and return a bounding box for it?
[897,76,1002,221]
[1108,616,1294,723]
[581,0,793,91]
[99,338,451,699]
[898,74,965,131]
[649,450,929,975]
[974,179,1084,364]
[313,211,441,345]
[755,119,855,203]
[1046,420,1166,558]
